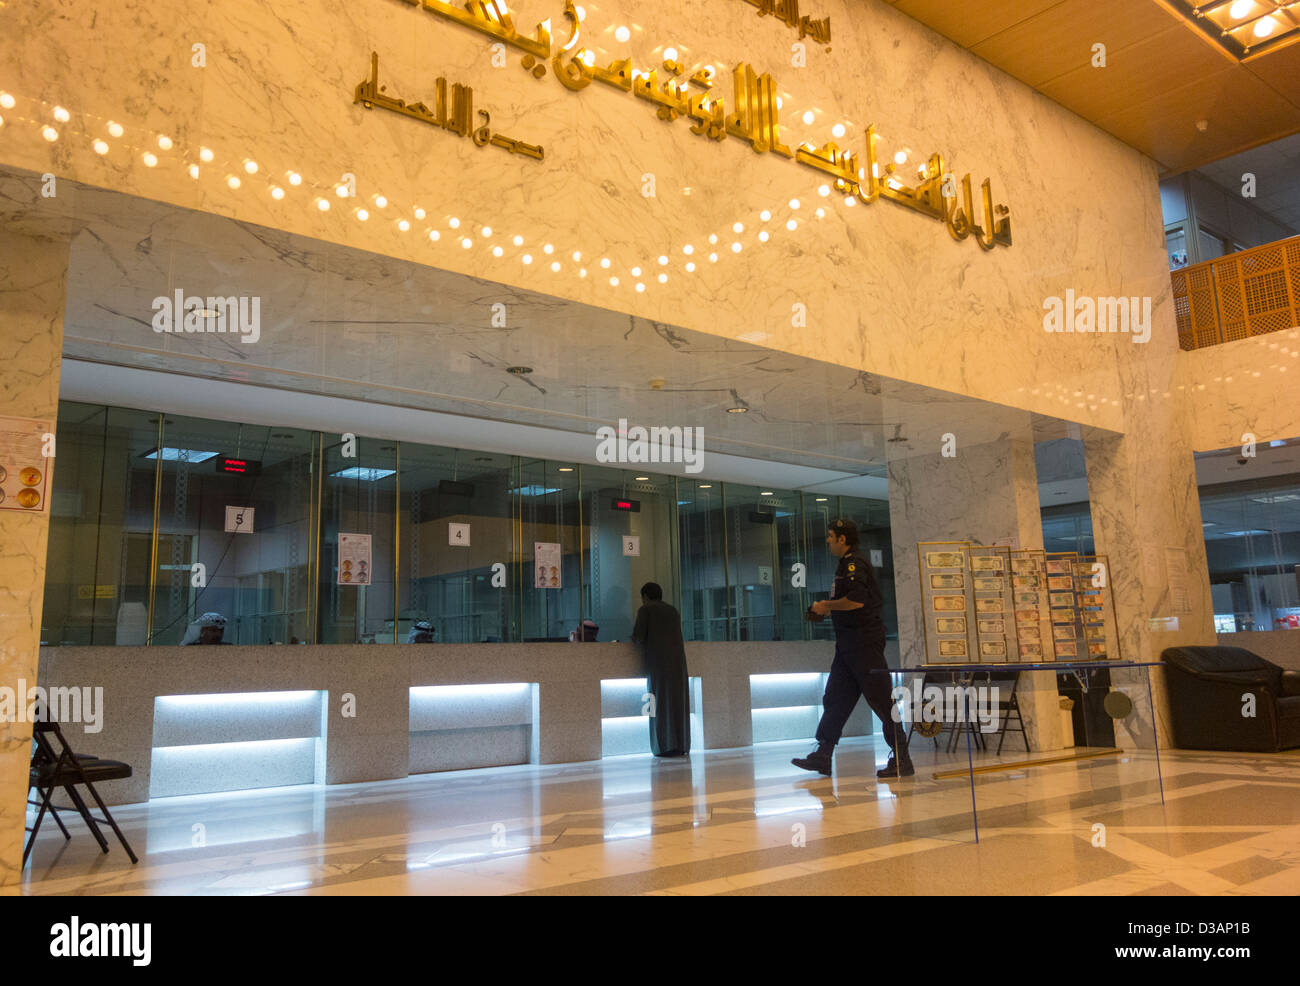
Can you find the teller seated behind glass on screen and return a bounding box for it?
[181,612,231,645]
[407,619,435,643]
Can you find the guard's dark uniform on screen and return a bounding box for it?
[814,550,904,756]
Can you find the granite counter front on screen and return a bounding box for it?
[35,640,890,804]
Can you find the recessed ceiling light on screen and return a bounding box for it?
[726,406,748,414]
[635,476,649,481]
[506,366,533,375]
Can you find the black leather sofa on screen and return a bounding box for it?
[1162,645,1300,753]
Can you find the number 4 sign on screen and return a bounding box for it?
[449,522,471,546]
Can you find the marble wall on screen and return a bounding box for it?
[0,0,1174,432]
[1083,340,1214,747]
[886,411,1064,751]
[1178,328,1300,451]
[0,230,69,889]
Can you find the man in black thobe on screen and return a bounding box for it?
[632,582,690,757]
[793,519,913,779]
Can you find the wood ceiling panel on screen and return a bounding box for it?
[1095,71,1300,169]
[969,0,1182,88]
[1245,44,1300,108]
[886,0,1300,170]
[885,0,1064,50]
[1038,26,1233,130]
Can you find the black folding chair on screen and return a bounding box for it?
[24,719,138,865]
[990,672,1030,754]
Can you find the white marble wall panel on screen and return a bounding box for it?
[1178,328,1300,451]
[1083,335,1216,748]
[0,229,69,888]
[886,414,1065,751]
[0,0,1179,432]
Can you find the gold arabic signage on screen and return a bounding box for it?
[355,52,545,159]
[741,0,831,45]
[361,0,1011,250]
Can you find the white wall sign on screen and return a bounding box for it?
[870,549,883,567]
[622,535,640,557]
[535,542,561,588]
[0,414,53,513]
[449,522,471,547]
[224,505,254,533]
[757,565,772,586]
[339,532,372,585]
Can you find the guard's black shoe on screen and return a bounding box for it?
[792,749,833,775]
[876,756,915,778]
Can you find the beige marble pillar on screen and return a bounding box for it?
[0,228,70,887]
[1082,395,1215,750]
[886,404,1064,752]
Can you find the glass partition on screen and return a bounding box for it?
[517,458,583,641]
[1199,453,1300,632]
[144,415,316,646]
[41,401,898,645]
[318,435,397,644]
[396,445,514,644]
[723,483,787,642]
[40,404,155,646]
[677,479,729,641]
[581,466,677,643]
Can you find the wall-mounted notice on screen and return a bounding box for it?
[535,542,561,589]
[224,505,255,533]
[622,535,640,557]
[0,415,53,513]
[449,522,471,547]
[338,533,372,585]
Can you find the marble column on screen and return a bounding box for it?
[886,404,1064,752]
[0,229,70,888]
[1083,385,1215,749]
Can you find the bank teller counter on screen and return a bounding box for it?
[35,639,889,805]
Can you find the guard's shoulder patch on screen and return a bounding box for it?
[847,564,856,572]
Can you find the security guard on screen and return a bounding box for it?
[792,519,913,779]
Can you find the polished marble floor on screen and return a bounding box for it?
[18,738,1300,895]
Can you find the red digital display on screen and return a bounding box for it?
[611,498,640,512]
[616,500,632,510]
[216,457,261,476]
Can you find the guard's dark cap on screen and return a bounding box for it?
[827,518,859,542]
